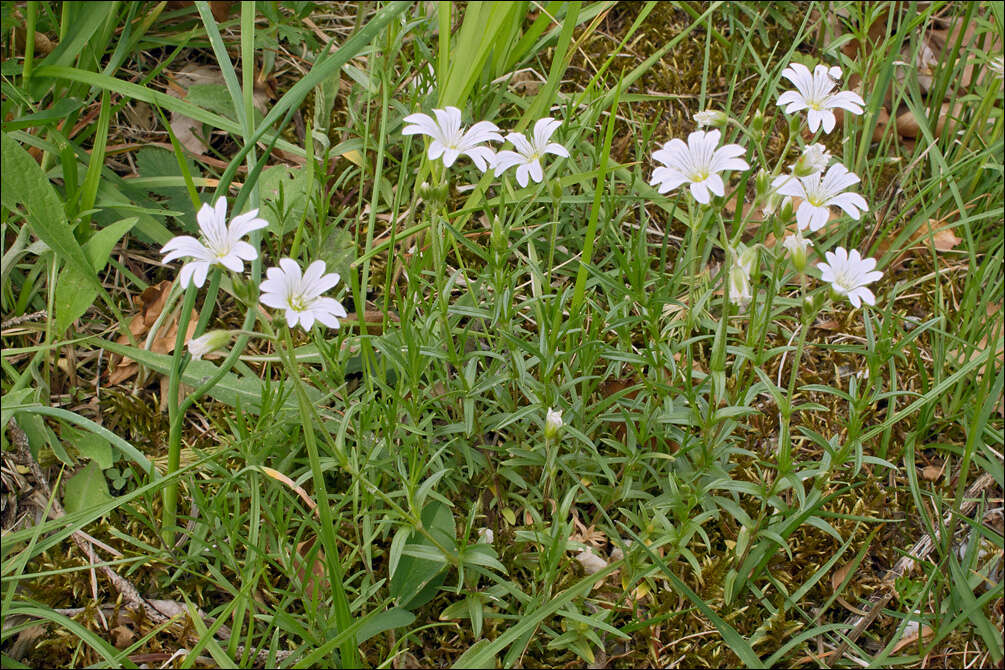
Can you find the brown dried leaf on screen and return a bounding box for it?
[831,560,854,592]
[111,624,135,649]
[921,464,944,481]
[296,536,329,603]
[876,218,963,270]
[107,281,197,385]
[890,623,934,653]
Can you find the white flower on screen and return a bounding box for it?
[772,164,868,232]
[728,245,757,310]
[818,247,883,308]
[187,330,232,360]
[477,528,494,545]
[777,63,865,134]
[161,198,268,288]
[402,106,502,171]
[492,117,570,187]
[259,259,348,330]
[545,407,564,441]
[693,109,728,129]
[792,143,832,177]
[650,130,749,205]
[782,230,813,273]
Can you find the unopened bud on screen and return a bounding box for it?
[694,109,728,129]
[417,181,448,207]
[788,114,803,136]
[779,197,795,223]
[544,407,564,441]
[792,143,831,177]
[549,180,563,201]
[187,330,232,360]
[749,110,766,140]
[782,231,813,273]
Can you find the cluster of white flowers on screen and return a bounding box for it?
[161,198,348,351]
[648,61,883,310]
[402,107,569,187]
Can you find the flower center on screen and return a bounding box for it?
[288,295,308,312]
[832,270,853,291]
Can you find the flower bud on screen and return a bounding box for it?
[782,231,813,273]
[749,110,766,140]
[779,196,795,223]
[694,109,728,129]
[187,330,231,360]
[544,407,564,441]
[549,179,563,201]
[754,169,772,199]
[417,180,448,207]
[728,245,757,311]
[788,114,803,136]
[477,527,494,545]
[792,143,831,177]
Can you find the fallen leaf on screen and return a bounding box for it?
[296,536,329,604]
[831,561,854,592]
[107,281,197,385]
[875,218,963,270]
[921,463,945,481]
[111,624,135,649]
[890,622,934,653]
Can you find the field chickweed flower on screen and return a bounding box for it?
[793,143,832,177]
[777,63,865,134]
[773,164,868,232]
[544,407,564,441]
[818,247,883,308]
[402,106,502,172]
[493,117,570,187]
[161,198,268,288]
[650,130,749,205]
[259,259,347,330]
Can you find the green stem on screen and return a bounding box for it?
[279,326,358,667]
[162,283,199,545]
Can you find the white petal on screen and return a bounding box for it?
[493,150,524,175]
[218,253,244,273]
[515,164,530,187]
[544,142,570,158]
[441,148,459,167]
[819,110,837,134]
[229,210,269,237]
[191,262,210,288]
[705,174,725,197]
[689,181,711,204]
[806,110,824,133]
[507,132,533,156]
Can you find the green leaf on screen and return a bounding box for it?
[97,338,322,415]
[355,607,415,645]
[54,217,136,334]
[390,501,456,610]
[63,461,114,515]
[3,97,85,131]
[1,132,100,293]
[69,428,115,470]
[184,83,236,120]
